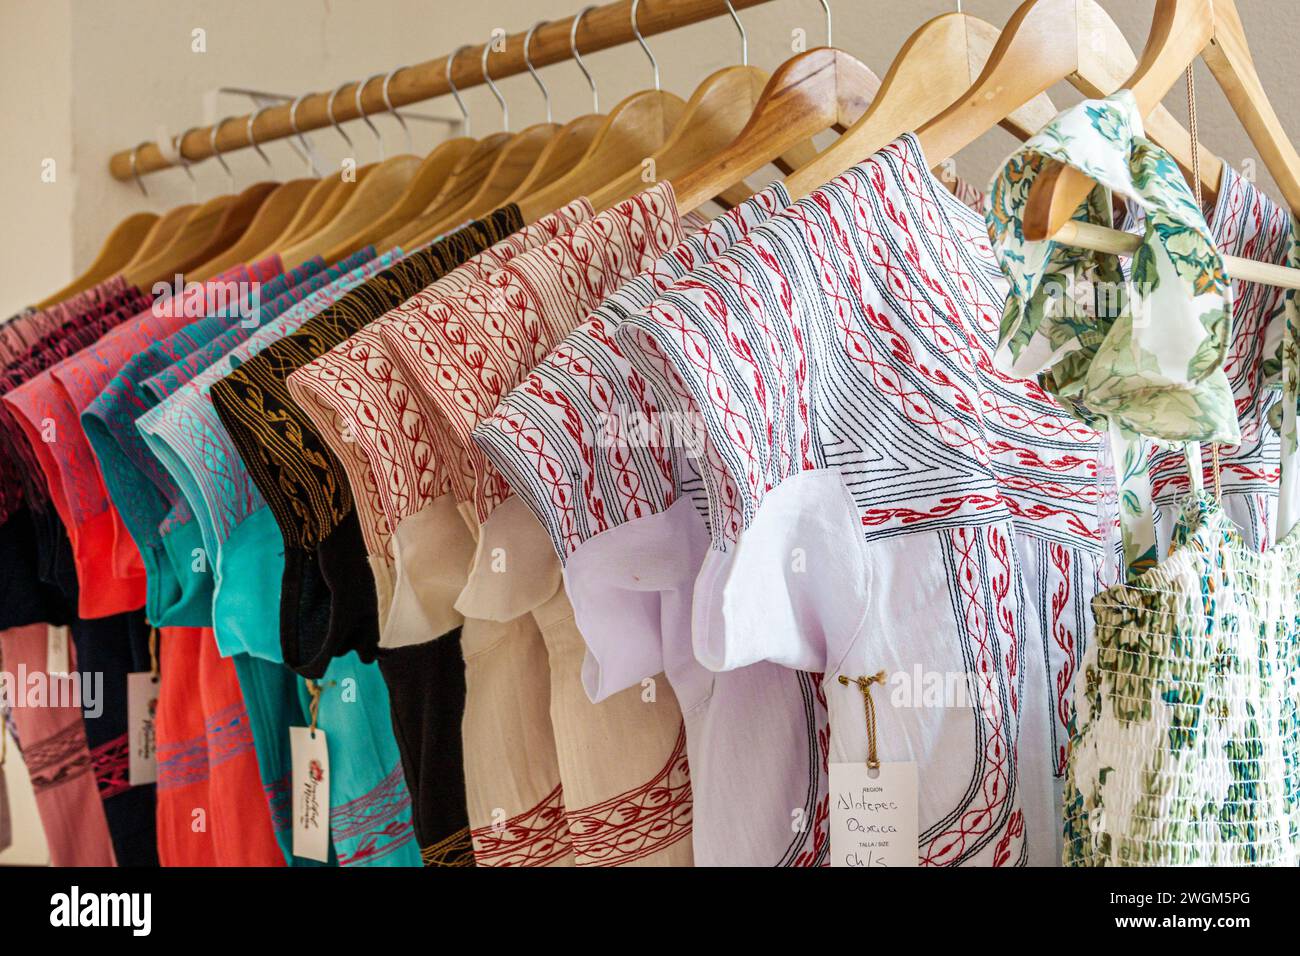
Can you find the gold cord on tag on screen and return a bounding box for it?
[838,670,888,770]
[148,626,160,679]
[1186,62,1223,502]
[305,679,336,737]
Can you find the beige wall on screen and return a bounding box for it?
[2,0,1299,315]
[1,0,75,314]
[0,749,50,866]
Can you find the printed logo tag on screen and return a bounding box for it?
[290,726,330,863]
[46,626,70,676]
[127,672,160,786]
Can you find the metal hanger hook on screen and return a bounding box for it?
[524,21,553,124]
[170,127,200,200]
[325,84,355,149]
[170,128,199,184]
[723,0,748,66]
[355,73,387,160]
[630,0,660,91]
[481,36,510,132]
[819,0,832,47]
[209,116,236,189]
[289,94,321,176]
[570,7,599,113]
[446,46,472,138]
[129,142,150,197]
[382,65,414,154]
[246,106,274,167]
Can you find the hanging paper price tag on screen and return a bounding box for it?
[290,725,331,863]
[830,671,917,868]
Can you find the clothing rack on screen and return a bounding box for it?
[107,0,779,181]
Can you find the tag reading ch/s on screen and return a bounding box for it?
[831,671,918,867]
[829,760,918,867]
[290,726,331,862]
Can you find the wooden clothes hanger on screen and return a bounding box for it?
[665,0,881,216]
[582,63,785,213]
[123,123,277,288]
[323,63,482,259]
[266,88,375,251]
[586,1,820,213]
[281,156,419,267]
[399,134,513,221]
[781,11,1061,201]
[513,92,685,224]
[193,107,317,279]
[37,211,156,307]
[280,73,423,268]
[501,19,608,206]
[1025,0,1300,242]
[260,178,332,251]
[403,40,560,247]
[193,178,314,279]
[666,43,881,214]
[378,49,519,251]
[514,2,690,224]
[712,0,1215,212]
[903,0,1222,217]
[1044,220,1300,290]
[264,84,402,262]
[379,111,515,250]
[41,142,177,305]
[128,203,198,265]
[408,125,557,245]
[120,130,220,278]
[326,136,475,259]
[125,181,275,288]
[278,170,374,248]
[373,52,526,254]
[504,115,604,204]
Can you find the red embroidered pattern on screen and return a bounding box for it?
[1047,542,1077,774]
[791,672,831,868]
[330,764,417,866]
[287,201,592,558]
[91,732,132,800]
[22,720,95,793]
[920,526,1019,866]
[385,185,683,522]
[565,723,693,866]
[470,783,574,867]
[473,187,788,559]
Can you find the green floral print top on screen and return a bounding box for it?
[986,90,1242,578]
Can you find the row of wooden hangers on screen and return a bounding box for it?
[46,0,1300,313]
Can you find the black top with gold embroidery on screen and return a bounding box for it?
[210,206,524,677]
[211,206,523,548]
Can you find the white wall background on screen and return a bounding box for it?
[0,749,49,866]
[0,0,1297,855]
